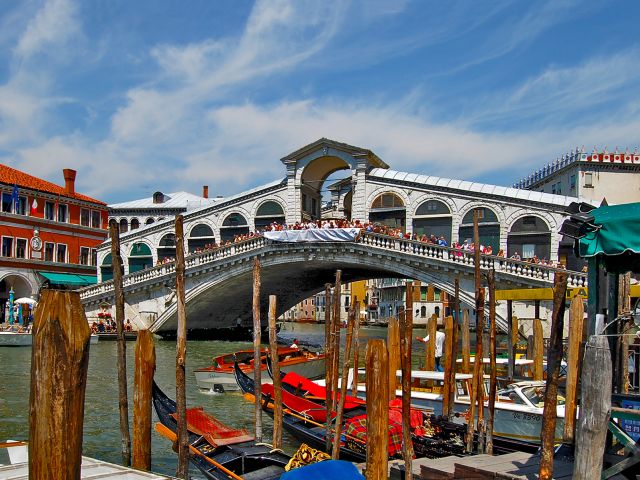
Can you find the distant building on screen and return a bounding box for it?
[284,280,367,323]
[109,186,219,234]
[367,279,449,325]
[514,148,640,206]
[0,165,108,322]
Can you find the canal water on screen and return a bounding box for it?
[0,322,427,477]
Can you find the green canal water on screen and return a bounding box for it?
[0,322,417,477]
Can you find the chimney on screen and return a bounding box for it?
[63,169,76,195]
[202,185,209,199]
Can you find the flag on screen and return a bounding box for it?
[30,196,38,215]
[10,185,19,212]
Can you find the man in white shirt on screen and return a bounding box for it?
[417,326,446,371]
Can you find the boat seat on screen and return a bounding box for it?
[241,465,285,480]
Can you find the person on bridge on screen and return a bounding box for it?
[417,325,446,372]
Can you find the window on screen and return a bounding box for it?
[15,238,27,258]
[44,201,55,220]
[145,218,155,225]
[44,242,54,261]
[119,219,128,233]
[130,218,140,230]
[1,237,13,257]
[16,197,27,215]
[80,209,90,226]
[421,306,426,318]
[80,247,90,265]
[91,211,101,228]
[522,244,535,259]
[56,244,67,263]
[584,172,593,188]
[57,204,68,222]
[570,175,576,190]
[371,193,405,209]
[434,289,441,302]
[1,193,11,213]
[91,248,97,266]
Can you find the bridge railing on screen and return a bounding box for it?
[358,232,587,287]
[79,235,267,300]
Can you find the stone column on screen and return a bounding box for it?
[285,163,299,225]
[350,157,368,222]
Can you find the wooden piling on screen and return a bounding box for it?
[388,316,401,399]
[268,295,283,450]
[400,285,414,480]
[332,303,356,459]
[352,296,361,397]
[424,314,437,372]
[618,273,631,393]
[532,319,544,381]
[446,278,460,420]
[133,330,156,471]
[252,258,263,443]
[29,290,91,480]
[174,215,189,478]
[563,295,584,443]
[507,300,515,381]
[539,272,568,480]
[443,315,454,419]
[330,271,342,431]
[486,270,497,455]
[461,310,471,374]
[471,287,486,453]
[366,339,389,480]
[109,220,132,466]
[324,283,333,452]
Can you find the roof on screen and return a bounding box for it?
[109,191,220,211]
[0,164,106,205]
[368,168,577,208]
[578,202,640,273]
[281,138,389,169]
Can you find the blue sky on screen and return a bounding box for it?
[1,0,639,203]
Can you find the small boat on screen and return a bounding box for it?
[94,332,137,341]
[234,362,467,461]
[0,330,98,347]
[152,381,290,480]
[194,346,325,393]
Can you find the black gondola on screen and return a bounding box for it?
[151,381,290,480]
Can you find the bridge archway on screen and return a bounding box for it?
[507,215,551,261]
[157,233,176,260]
[220,213,249,242]
[299,156,351,221]
[119,218,128,234]
[369,192,406,231]
[458,207,501,252]
[254,201,286,230]
[188,223,215,253]
[412,199,452,243]
[101,253,113,281]
[130,218,140,230]
[128,242,153,273]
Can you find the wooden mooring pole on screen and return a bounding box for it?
[133,330,156,471]
[332,303,356,459]
[324,283,333,452]
[445,278,460,420]
[563,295,585,444]
[109,219,131,467]
[401,284,414,480]
[29,290,91,480]
[461,309,470,374]
[174,215,189,478]
[252,258,263,443]
[352,297,361,397]
[573,335,612,478]
[388,316,400,399]
[539,272,568,480]
[330,270,342,445]
[366,339,389,480]
[442,315,454,419]
[486,270,497,455]
[268,295,283,450]
[507,300,515,381]
[532,319,544,381]
[424,314,437,372]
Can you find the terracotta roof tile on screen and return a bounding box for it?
[0,164,107,206]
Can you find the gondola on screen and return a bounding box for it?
[151,381,290,480]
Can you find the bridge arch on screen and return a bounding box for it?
[507,214,552,261]
[100,253,113,281]
[119,218,128,234]
[157,233,176,260]
[253,199,286,230]
[298,156,351,221]
[368,190,408,231]
[458,204,503,252]
[128,242,154,273]
[412,198,454,243]
[220,211,250,242]
[187,222,216,253]
[130,218,140,230]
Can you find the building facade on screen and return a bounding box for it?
[0,165,108,322]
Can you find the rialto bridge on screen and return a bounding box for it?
[81,138,587,335]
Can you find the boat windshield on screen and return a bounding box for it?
[521,386,566,407]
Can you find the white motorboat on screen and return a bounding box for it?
[0,331,32,347]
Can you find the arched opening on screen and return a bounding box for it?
[188,224,215,253]
[145,218,155,225]
[153,191,165,204]
[458,207,500,252]
[130,218,140,230]
[507,216,551,260]
[128,243,153,273]
[220,213,249,242]
[343,190,353,220]
[300,156,351,221]
[369,193,406,231]
[413,199,452,243]
[420,305,426,318]
[254,201,285,230]
[0,275,35,324]
[157,233,176,261]
[119,218,128,234]
[101,253,113,281]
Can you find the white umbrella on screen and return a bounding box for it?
[14,297,37,305]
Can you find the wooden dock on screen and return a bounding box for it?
[0,456,176,479]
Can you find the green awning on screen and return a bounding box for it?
[578,203,640,273]
[39,272,97,286]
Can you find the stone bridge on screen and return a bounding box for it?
[80,232,587,336]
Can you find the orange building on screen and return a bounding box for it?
[0,165,108,322]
